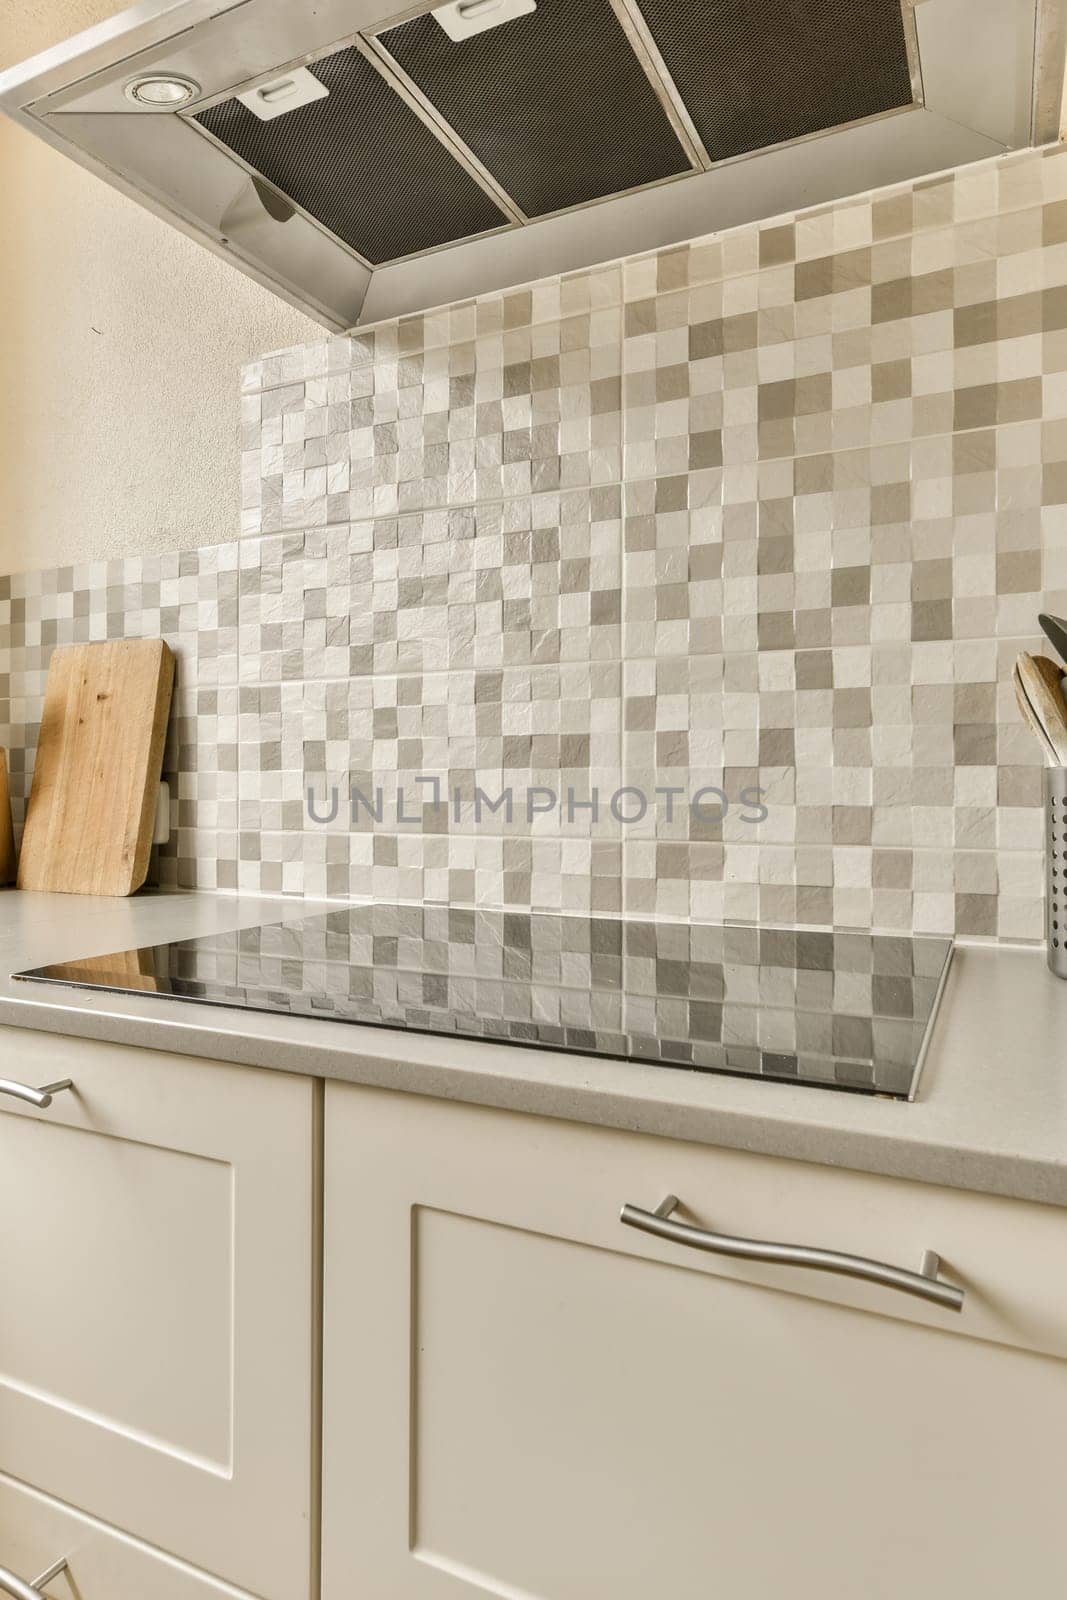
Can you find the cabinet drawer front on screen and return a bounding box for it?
[323,1084,1067,1600]
[329,1086,1067,1359]
[0,1029,315,1600]
[0,1471,264,1600]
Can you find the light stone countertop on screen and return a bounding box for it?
[0,888,1064,1207]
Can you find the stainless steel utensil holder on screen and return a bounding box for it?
[1046,767,1067,979]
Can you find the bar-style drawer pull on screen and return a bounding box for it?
[0,1558,68,1599]
[620,1195,965,1312]
[0,1078,73,1111]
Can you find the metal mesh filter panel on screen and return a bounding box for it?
[196,46,510,264]
[637,0,915,161]
[379,0,693,218]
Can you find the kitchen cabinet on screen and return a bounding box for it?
[2,1022,1066,1600]
[322,1082,1067,1600]
[0,1029,318,1600]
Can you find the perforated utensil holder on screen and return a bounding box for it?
[1046,767,1067,979]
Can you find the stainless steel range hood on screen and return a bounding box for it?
[2,0,1064,331]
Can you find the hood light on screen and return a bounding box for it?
[124,74,201,108]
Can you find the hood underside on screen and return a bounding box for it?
[2,0,1064,329]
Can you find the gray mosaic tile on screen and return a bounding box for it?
[240,663,624,848]
[241,279,623,536]
[236,491,622,681]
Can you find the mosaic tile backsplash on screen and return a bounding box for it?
[5,141,1067,940]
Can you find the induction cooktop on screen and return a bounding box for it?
[14,907,954,1099]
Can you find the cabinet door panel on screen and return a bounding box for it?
[0,1029,316,1600]
[323,1084,1067,1600]
[1,1116,232,1466]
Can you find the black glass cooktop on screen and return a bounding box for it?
[14,907,953,1099]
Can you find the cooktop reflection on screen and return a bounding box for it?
[15,907,953,1099]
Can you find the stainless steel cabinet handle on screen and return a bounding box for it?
[620,1195,965,1312]
[0,1559,68,1599]
[0,1078,73,1110]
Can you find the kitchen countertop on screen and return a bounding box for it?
[0,888,1064,1207]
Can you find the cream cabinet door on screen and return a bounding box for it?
[323,1083,1067,1600]
[0,1028,317,1600]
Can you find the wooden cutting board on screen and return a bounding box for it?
[18,640,175,896]
[0,751,15,885]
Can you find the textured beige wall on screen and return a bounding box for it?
[0,0,319,575]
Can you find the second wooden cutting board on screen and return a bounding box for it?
[18,639,175,896]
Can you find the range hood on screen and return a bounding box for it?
[2,0,1064,330]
